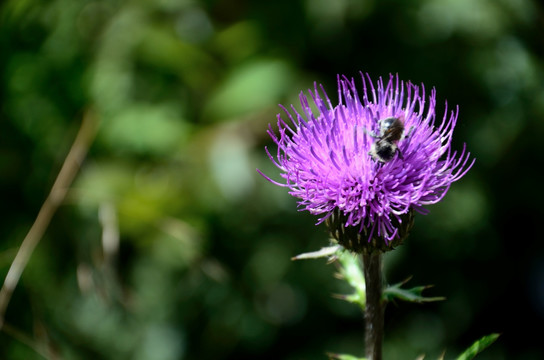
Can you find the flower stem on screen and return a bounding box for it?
[362,249,384,360]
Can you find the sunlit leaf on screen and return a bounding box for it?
[100,104,189,156]
[205,59,294,120]
[327,353,367,360]
[334,251,366,308]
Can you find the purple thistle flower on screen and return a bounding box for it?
[258,73,474,248]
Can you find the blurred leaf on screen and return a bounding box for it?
[74,161,180,237]
[1,0,36,22]
[100,103,189,156]
[205,58,294,120]
[327,353,367,360]
[213,21,262,62]
[0,248,17,268]
[73,161,133,204]
[152,217,204,269]
[414,353,445,360]
[137,21,218,89]
[455,333,500,360]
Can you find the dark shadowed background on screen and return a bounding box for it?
[1,0,543,359]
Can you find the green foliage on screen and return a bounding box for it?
[455,334,501,360]
[327,353,367,360]
[0,0,541,358]
[332,250,444,309]
[334,251,366,308]
[383,279,445,304]
[416,333,500,360]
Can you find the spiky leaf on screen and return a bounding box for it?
[383,278,445,303]
[456,333,500,360]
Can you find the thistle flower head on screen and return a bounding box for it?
[259,73,474,251]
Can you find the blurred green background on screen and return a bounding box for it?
[1,0,543,359]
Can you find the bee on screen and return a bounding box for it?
[368,116,411,163]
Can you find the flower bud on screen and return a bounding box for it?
[326,208,414,253]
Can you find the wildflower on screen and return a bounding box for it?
[258,73,474,252]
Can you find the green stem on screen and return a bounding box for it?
[362,249,384,360]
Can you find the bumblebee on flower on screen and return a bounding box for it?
[258,72,474,253]
[367,115,413,163]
